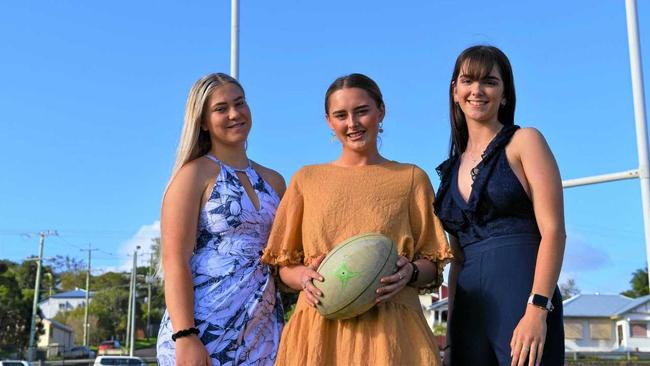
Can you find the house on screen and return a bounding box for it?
[37,318,74,357]
[563,293,650,352]
[419,283,449,329]
[38,289,95,319]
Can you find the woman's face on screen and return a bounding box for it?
[453,63,505,125]
[326,87,384,154]
[202,82,251,147]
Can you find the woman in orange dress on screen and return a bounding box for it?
[261,73,453,365]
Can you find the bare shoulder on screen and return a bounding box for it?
[167,157,219,197]
[252,161,287,197]
[510,127,552,155]
[512,127,547,144]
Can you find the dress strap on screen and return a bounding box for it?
[204,154,252,172]
[205,154,221,165]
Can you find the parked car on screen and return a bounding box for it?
[97,340,123,355]
[62,345,96,359]
[0,361,31,366]
[93,356,146,366]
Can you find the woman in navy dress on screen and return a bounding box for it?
[157,73,284,365]
[435,46,565,365]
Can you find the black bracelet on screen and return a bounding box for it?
[171,327,199,342]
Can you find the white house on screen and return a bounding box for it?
[419,283,449,329]
[39,289,95,319]
[563,293,650,352]
[37,318,74,357]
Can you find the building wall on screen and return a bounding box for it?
[40,297,88,319]
[37,319,73,349]
[564,318,617,352]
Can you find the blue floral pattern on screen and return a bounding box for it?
[157,155,283,366]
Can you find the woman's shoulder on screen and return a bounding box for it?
[175,156,219,184]
[251,161,286,196]
[510,126,550,154]
[512,126,545,142]
[166,156,219,200]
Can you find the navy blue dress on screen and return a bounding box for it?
[434,125,564,365]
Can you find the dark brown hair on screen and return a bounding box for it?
[324,73,385,114]
[448,45,516,157]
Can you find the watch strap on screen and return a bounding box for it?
[527,293,554,312]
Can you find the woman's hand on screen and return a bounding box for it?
[376,255,412,304]
[301,255,325,307]
[176,334,211,366]
[510,305,548,366]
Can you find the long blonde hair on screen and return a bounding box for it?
[158,73,244,279]
[166,73,245,194]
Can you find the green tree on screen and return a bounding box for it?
[0,260,44,355]
[47,255,86,291]
[621,267,649,298]
[559,278,581,300]
[53,306,99,345]
[90,286,130,341]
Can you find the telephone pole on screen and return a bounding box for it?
[27,230,58,362]
[81,244,98,346]
[129,246,140,356]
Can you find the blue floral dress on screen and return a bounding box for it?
[157,154,284,366]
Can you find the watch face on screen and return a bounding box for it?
[531,294,552,311]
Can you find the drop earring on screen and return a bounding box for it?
[330,131,338,143]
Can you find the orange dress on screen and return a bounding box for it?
[261,162,453,365]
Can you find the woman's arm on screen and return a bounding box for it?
[161,160,212,365]
[278,256,325,307]
[509,128,566,366]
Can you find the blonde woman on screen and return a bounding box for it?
[156,73,285,366]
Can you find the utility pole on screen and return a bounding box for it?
[27,230,58,362]
[81,244,98,347]
[126,262,133,350]
[146,251,154,339]
[129,246,140,357]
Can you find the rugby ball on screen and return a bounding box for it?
[313,233,397,320]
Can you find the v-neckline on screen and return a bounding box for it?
[452,128,504,207]
[226,166,263,213]
[452,157,471,208]
[206,154,264,213]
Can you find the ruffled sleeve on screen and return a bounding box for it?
[408,166,454,292]
[261,169,305,266]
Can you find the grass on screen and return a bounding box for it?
[135,337,157,349]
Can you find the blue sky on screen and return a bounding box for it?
[1,1,648,294]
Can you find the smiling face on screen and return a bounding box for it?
[326,87,385,154]
[202,82,251,147]
[453,64,505,125]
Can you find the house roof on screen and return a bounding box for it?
[563,293,640,317]
[43,318,74,332]
[427,298,449,311]
[45,289,95,300]
[613,294,650,315]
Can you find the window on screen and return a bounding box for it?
[589,320,612,340]
[564,320,583,339]
[631,323,648,338]
[59,303,66,310]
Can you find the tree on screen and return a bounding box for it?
[559,278,581,300]
[53,306,99,345]
[621,267,649,298]
[47,255,86,291]
[0,260,44,356]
